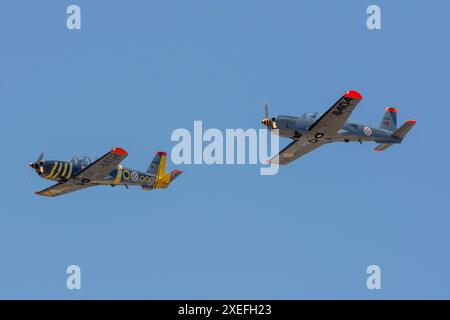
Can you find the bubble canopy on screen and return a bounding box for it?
[301,112,319,119]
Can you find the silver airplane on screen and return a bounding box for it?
[261,90,416,165]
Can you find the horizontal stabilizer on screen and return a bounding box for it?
[374,143,394,152]
[169,170,183,183]
[392,120,416,140]
[374,120,416,152]
[154,170,183,189]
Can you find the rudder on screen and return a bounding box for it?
[147,151,167,177]
[379,107,397,132]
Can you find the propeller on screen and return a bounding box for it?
[28,152,45,175]
[261,103,277,151]
[36,152,44,163]
[261,103,272,128]
[264,103,269,119]
[261,103,276,130]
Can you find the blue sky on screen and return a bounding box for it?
[0,0,449,299]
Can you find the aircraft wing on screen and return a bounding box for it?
[308,90,363,135]
[74,147,128,181]
[269,138,328,165]
[35,181,95,197]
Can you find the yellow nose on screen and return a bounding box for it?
[261,119,271,126]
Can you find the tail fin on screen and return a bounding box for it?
[374,119,416,152]
[144,151,183,189]
[379,107,398,131]
[147,151,167,176]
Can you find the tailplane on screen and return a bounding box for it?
[153,169,183,189]
[391,120,416,140]
[374,119,416,152]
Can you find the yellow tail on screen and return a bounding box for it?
[146,151,183,189]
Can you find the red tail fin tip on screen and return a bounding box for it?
[385,107,398,113]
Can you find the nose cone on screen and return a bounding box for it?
[29,162,36,169]
[261,118,271,126]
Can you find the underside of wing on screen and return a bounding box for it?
[308,90,363,136]
[269,138,327,165]
[35,181,95,197]
[75,147,128,182]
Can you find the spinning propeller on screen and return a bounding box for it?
[28,152,45,174]
[261,103,276,129]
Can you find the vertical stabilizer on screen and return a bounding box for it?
[379,107,398,132]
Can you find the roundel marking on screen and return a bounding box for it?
[363,126,373,136]
[122,170,130,180]
[131,171,139,182]
[283,152,294,159]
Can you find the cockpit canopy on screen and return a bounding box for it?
[70,156,92,167]
[301,112,319,120]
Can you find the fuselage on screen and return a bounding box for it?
[272,115,400,144]
[36,160,158,186]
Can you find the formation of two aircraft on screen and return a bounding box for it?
[30,90,416,196]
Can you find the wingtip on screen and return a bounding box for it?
[344,90,363,100]
[407,119,417,124]
[173,169,183,174]
[157,151,167,156]
[112,147,128,155]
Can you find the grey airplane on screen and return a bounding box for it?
[261,90,416,165]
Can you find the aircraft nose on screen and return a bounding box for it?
[29,162,36,169]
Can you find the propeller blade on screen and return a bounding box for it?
[262,103,271,141]
[264,103,269,119]
[37,152,44,163]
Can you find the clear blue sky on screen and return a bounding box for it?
[0,0,449,299]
